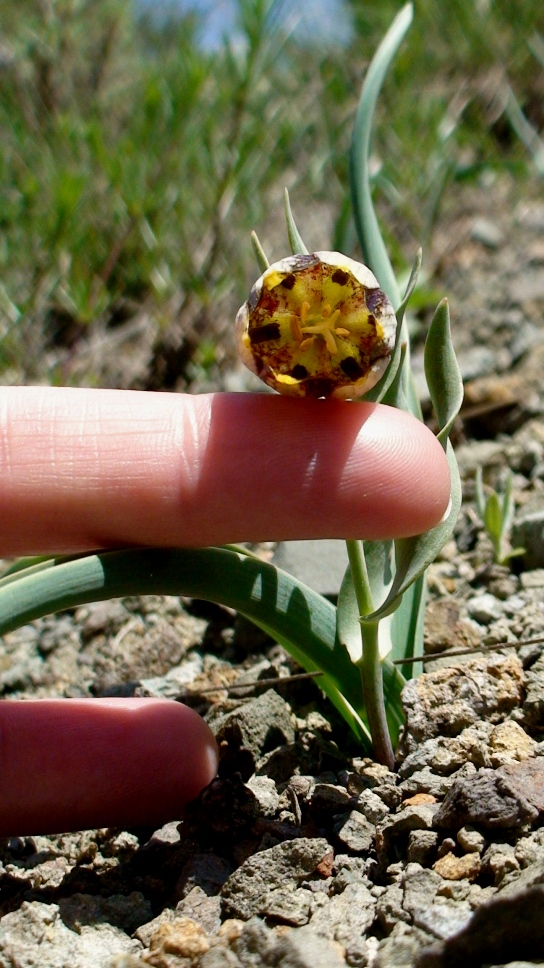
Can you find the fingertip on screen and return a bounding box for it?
[0,698,218,836]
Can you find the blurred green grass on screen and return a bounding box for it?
[0,0,542,388]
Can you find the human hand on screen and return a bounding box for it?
[0,386,450,835]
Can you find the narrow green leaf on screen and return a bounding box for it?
[380,340,409,412]
[337,565,364,664]
[251,230,270,272]
[396,248,422,329]
[390,574,425,678]
[484,492,503,546]
[336,565,406,741]
[349,3,413,308]
[337,540,394,663]
[0,547,369,743]
[362,439,462,622]
[424,298,464,446]
[284,188,309,255]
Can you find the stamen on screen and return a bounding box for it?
[321,304,331,318]
[290,315,303,341]
[300,301,310,326]
[300,336,315,352]
[324,330,338,355]
[335,327,350,336]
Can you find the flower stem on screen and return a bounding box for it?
[345,539,395,770]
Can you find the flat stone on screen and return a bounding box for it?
[272,540,349,598]
[400,656,524,753]
[415,899,473,941]
[434,760,544,831]
[209,689,295,780]
[333,810,375,854]
[221,838,331,920]
[261,887,312,926]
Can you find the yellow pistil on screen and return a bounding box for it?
[292,302,347,357]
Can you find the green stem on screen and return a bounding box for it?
[346,539,395,770]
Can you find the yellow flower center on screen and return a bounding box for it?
[289,300,351,357]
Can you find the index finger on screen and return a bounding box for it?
[0,386,450,556]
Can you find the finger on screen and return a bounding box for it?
[0,387,450,556]
[0,698,218,836]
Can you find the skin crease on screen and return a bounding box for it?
[0,386,451,835]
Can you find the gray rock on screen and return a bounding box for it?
[514,829,544,869]
[268,924,346,968]
[176,854,234,899]
[334,810,375,854]
[402,865,442,918]
[262,888,312,926]
[434,760,544,831]
[272,540,349,598]
[233,916,346,968]
[309,783,351,822]
[377,882,411,934]
[376,922,433,968]
[200,947,243,968]
[400,767,457,800]
[499,857,544,896]
[465,593,503,624]
[245,775,280,817]
[456,826,485,855]
[407,831,439,866]
[309,882,376,963]
[481,843,519,886]
[221,838,331,920]
[414,899,473,942]
[209,689,295,780]
[175,888,222,936]
[376,805,436,863]
[355,788,390,824]
[400,656,524,753]
[456,346,500,382]
[0,901,142,968]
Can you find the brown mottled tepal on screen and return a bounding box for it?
[236,251,397,399]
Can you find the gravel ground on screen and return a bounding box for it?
[2,175,544,967]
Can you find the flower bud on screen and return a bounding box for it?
[236,251,396,399]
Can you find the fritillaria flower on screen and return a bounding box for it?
[236,251,397,399]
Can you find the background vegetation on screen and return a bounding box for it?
[0,0,542,390]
